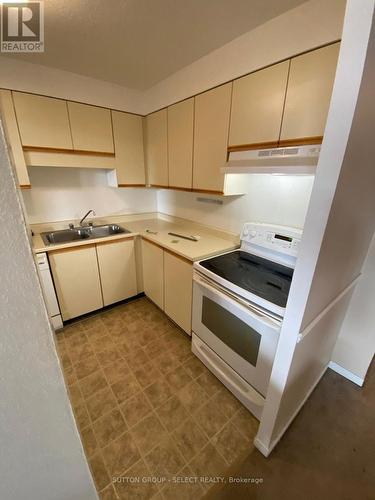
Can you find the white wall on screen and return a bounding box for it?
[157,175,315,234]
[144,0,346,112]
[22,167,158,224]
[331,231,375,381]
[0,122,97,498]
[0,0,345,116]
[255,0,375,456]
[0,56,143,113]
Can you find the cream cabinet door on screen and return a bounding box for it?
[145,109,168,187]
[67,102,114,153]
[164,251,193,335]
[229,61,289,147]
[168,98,194,189]
[49,245,103,321]
[280,43,340,141]
[112,111,145,186]
[12,91,73,150]
[141,239,164,309]
[193,83,232,193]
[0,90,30,187]
[97,238,137,306]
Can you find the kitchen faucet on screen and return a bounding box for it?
[80,209,96,226]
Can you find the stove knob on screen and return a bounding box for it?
[249,230,257,239]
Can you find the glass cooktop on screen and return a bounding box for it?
[200,250,294,308]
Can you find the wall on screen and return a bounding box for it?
[0,123,98,498]
[0,56,143,114]
[22,167,157,224]
[255,0,375,456]
[331,231,375,382]
[0,0,345,116]
[144,0,346,112]
[157,175,315,234]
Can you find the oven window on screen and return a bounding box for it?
[201,297,261,367]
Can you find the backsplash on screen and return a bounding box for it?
[22,167,158,224]
[157,174,315,234]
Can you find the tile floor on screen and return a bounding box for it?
[56,297,259,499]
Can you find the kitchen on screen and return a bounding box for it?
[0,1,374,500]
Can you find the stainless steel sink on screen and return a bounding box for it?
[41,224,130,246]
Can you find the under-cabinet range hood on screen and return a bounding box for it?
[223,144,321,175]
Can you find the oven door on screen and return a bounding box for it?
[192,272,281,397]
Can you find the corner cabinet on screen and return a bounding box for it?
[111,111,146,186]
[49,238,137,321]
[280,42,340,143]
[141,239,164,309]
[145,109,168,187]
[141,238,193,335]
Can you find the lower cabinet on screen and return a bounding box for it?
[141,238,193,335]
[97,239,137,306]
[141,239,164,310]
[49,238,137,321]
[49,245,103,321]
[164,250,193,334]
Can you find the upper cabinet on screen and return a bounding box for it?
[67,102,114,153]
[229,61,289,148]
[167,98,194,189]
[280,43,340,142]
[112,111,145,186]
[145,109,168,187]
[193,83,232,193]
[0,90,30,188]
[13,91,73,150]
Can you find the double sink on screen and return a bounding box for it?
[41,224,131,246]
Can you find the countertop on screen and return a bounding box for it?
[31,213,240,262]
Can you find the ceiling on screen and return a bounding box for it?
[7,0,307,90]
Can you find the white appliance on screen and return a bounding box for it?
[36,252,63,330]
[192,223,302,419]
[223,144,320,175]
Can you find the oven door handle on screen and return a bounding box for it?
[194,273,280,329]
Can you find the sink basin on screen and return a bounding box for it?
[41,224,130,246]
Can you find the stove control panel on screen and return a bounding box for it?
[241,222,302,257]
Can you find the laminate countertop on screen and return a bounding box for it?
[31,213,239,262]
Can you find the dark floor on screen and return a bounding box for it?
[210,360,375,500]
[56,297,259,499]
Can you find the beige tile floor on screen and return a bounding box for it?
[56,297,259,499]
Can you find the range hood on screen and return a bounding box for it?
[223,144,321,175]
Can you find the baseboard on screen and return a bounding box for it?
[254,364,328,457]
[328,361,364,386]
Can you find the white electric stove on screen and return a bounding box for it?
[191,222,302,419]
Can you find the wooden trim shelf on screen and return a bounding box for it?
[22,145,115,157]
[278,136,323,147]
[20,184,31,189]
[149,184,224,196]
[228,141,279,153]
[227,136,323,153]
[118,184,146,188]
[191,188,224,195]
